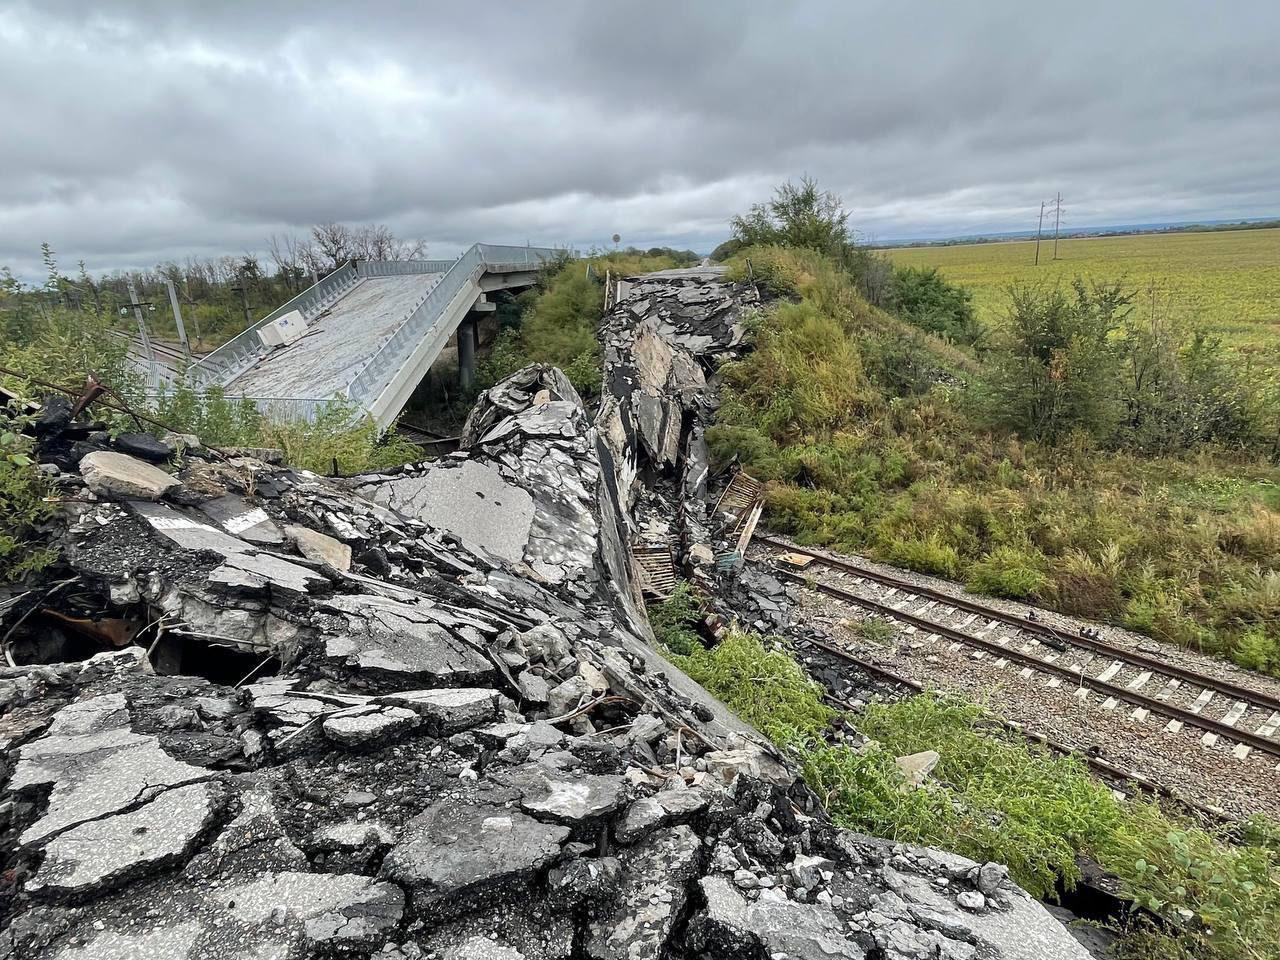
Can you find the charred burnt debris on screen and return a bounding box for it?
[0,267,1091,959]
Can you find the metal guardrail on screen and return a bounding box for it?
[140,390,337,425]
[345,243,560,407]
[356,259,455,278]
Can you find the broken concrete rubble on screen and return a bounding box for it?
[78,449,181,501]
[0,270,1091,960]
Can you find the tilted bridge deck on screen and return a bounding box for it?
[180,243,560,428]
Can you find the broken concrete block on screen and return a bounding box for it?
[185,788,307,879]
[586,825,701,960]
[79,451,180,501]
[316,821,395,851]
[114,432,173,462]
[28,780,225,896]
[321,594,492,685]
[200,494,285,544]
[516,622,571,663]
[374,687,500,734]
[358,459,535,564]
[285,523,352,570]
[322,705,421,746]
[221,870,404,948]
[615,787,709,844]
[10,693,213,847]
[578,659,609,695]
[381,801,569,905]
[509,757,627,825]
[689,875,864,960]
[50,922,204,960]
[895,749,940,789]
[702,745,792,788]
[547,674,591,716]
[517,671,550,705]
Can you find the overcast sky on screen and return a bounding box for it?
[2,0,1278,281]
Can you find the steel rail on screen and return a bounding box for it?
[769,566,1280,760]
[757,536,1280,715]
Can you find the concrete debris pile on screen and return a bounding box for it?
[0,276,1089,959]
[597,269,757,515]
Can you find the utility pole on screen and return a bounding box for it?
[1034,201,1046,266]
[125,280,158,390]
[1052,193,1063,260]
[230,269,253,328]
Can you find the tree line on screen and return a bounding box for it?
[0,222,429,350]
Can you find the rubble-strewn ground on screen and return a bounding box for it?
[0,270,1092,959]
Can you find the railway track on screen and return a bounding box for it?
[394,421,460,449]
[795,634,1230,822]
[755,536,1280,766]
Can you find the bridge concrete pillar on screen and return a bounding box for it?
[458,317,476,391]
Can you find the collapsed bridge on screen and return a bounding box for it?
[145,243,560,429]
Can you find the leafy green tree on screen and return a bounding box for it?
[973,280,1131,443]
[730,176,894,306]
[731,175,852,255]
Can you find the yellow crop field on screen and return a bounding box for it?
[887,228,1280,365]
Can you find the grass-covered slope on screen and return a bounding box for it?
[708,246,1280,675]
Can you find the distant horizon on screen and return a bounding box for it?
[863,215,1280,249]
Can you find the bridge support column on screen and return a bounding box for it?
[458,317,476,391]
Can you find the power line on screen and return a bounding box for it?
[1034,194,1065,265]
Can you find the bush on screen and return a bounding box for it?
[717,299,875,440]
[521,262,603,367]
[965,546,1050,599]
[0,408,56,581]
[891,266,980,344]
[883,535,960,578]
[724,245,809,297]
[259,400,423,475]
[1232,627,1278,673]
[971,280,1130,444]
[648,583,704,657]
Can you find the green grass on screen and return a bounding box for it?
[707,249,1280,675]
[649,594,1280,960]
[887,229,1280,367]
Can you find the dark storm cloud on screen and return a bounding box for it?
[1,0,1277,279]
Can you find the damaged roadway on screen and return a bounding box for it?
[0,269,1092,959]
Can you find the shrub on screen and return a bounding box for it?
[717,300,875,440]
[648,582,704,657]
[521,262,602,367]
[970,280,1131,444]
[891,266,980,344]
[259,400,423,476]
[883,535,960,578]
[1232,627,1278,673]
[724,245,810,297]
[0,408,56,581]
[1049,547,1126,619]
[965,546,1050,599]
